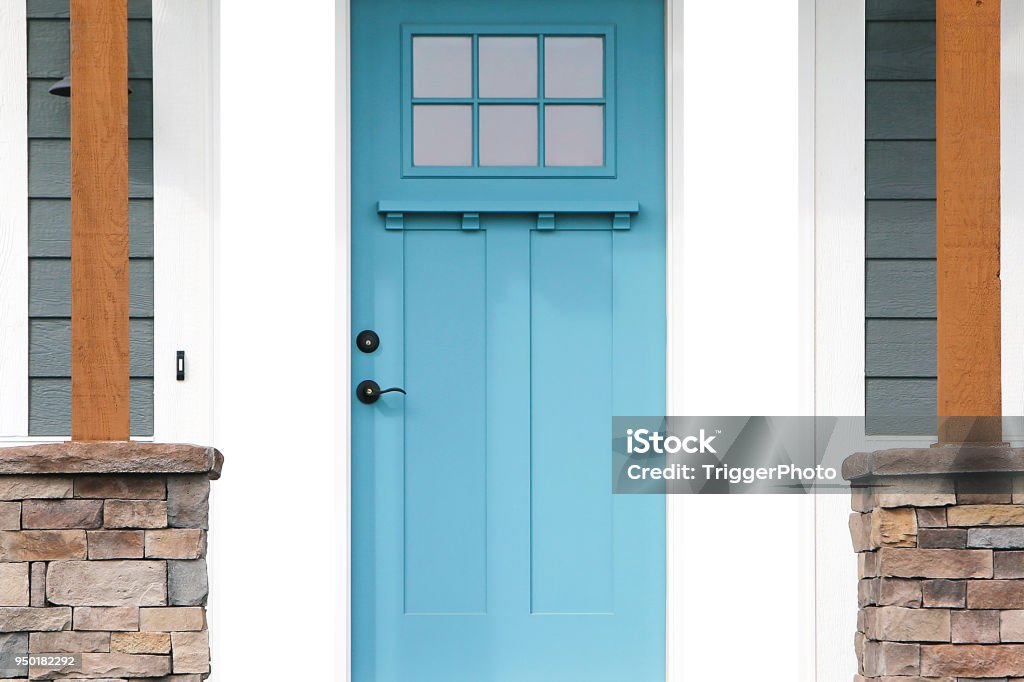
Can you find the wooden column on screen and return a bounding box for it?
[70,0,130,441]
[936,0,1002,444]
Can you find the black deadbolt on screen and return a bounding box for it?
[357,379,407,404]
[356,330,380,353]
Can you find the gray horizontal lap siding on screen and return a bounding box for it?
[29,199,154,258]
[30,319,154,377]
[29,260,154,318]
[865,3,937,435]
[866,0,935,21]
[27,17,152,78]
[26,0,152,19]
[28,79,154,139]
[29,379,155,437]
[26,1,154,436]
[29,140,154,198]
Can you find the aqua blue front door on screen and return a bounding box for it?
[351,1,666,679]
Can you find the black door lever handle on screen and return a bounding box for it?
[357,379,407,404]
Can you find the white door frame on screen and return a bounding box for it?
[0,0,818,678]
[669,1,814,681]
[215,0,342,678]
[221,0,817,678]
[811,1,867,678]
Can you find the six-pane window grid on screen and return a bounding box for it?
[408,31,611,173]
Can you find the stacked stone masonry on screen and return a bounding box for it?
[0,442,221,681]
[848,447,1024,682]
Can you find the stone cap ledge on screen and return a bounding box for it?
[843,446,1024,481]
[0,442,223,479]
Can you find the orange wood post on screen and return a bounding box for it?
[70,0,130,441]
[936,0,1002,444]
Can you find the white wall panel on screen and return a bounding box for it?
[670,1,811,680]
[215,0,343,679]
[0,2,29,438]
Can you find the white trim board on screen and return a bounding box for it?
[152,0,216,445]
[673,1,811,680]
[335,0,353,679]
[812,1,865,679]
[799,0,818,676]
[214,0,342,679]
[0,2,28,438]
[151,0,218,673]
[1003,0,1024,426]
[664,1,682,679]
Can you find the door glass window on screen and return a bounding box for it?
[544,37,604,98]
[405,27,614,176]
[413,105,473,166]
[479,37,538,98]
[413,37,473,98]
[479,105,538,166]
[544,105,604,166]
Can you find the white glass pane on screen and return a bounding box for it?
[413,105,472,166]
[480,106,538,166]
[544,37,604,98]
[544,105,603,166]
[479,37,538,98]
[413,36,472,98]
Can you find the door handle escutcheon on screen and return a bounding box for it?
[356,379,406,404]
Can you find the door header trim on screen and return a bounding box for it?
[377,199,638,213]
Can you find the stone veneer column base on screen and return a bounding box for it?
[0,442,222,681]
[844,447,1024,681]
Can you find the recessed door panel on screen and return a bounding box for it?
[531,231,614,615]
[403,230,487,615]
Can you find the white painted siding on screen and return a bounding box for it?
[0,2,29,438]
[1003,1,1024,430]
[215,0,343,678]
[152,0,215,444]
[672,1,811,681]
